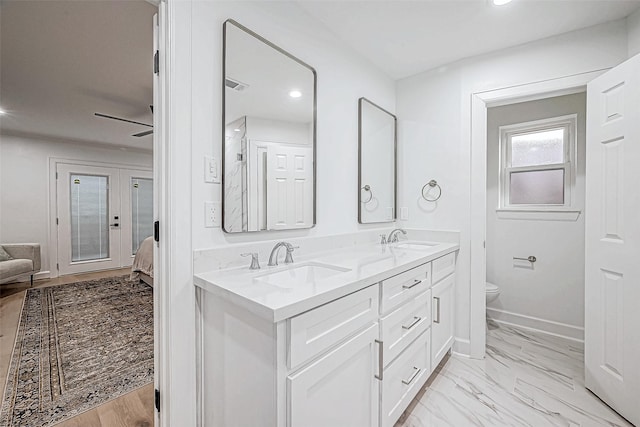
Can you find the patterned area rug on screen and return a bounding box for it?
[0,276,153,426]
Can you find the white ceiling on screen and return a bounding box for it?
[2,1,639,151]
[0,0,157,151]
[298,0,640,80]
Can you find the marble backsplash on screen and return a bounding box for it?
[193,228,460,274]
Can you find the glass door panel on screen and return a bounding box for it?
[70,174,109,261]
[131,177,153,254]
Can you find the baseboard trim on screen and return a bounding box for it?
[34,271,50,280]
[14,271,51,282]
[487,307,584,342]
[452,337,471,357]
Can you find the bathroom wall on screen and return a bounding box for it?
[627,8,640,57]
[167,2,396,423]
[396,19,629,354]
[193,1,396,250]
[486,93,586,340]
[245,117,311,145]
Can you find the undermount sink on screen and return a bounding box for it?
[393,241,439,251]
[254,262,351,288]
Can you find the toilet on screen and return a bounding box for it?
[486,282,500,303]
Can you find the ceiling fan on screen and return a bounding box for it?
[94,105,153,137]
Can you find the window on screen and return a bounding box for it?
[499,115,577,213]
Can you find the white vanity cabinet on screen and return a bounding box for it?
[288,324,379,427]
[431,253,456,367]
[196,248,457,427]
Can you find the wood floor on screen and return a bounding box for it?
[0,269,155,427]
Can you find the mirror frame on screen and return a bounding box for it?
[358,97,397,224]
[222,19,317,233]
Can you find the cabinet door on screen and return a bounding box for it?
[431,273,455,367]
[381,329,431,427]
[287,324,379,427]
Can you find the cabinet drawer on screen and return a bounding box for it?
[288,285,378,370]
[380,289,431,367]
[381,329,431,427]
[432,252,455,284]
[380,262,431,314]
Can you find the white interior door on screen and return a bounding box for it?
[585,54,640,426]
[266,144,313,230]
[57,163,152,275]
[57,163,121,275]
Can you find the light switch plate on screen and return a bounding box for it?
[400,207,409,220]
[204,156,220,183]
[205,201,221,228]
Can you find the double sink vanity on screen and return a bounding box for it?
[194,229,459,427]
[207,18,459,427]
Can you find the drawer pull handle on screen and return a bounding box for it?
[401,367,421,385]
[374,340,383,381]
[403,279,422,290]
[434,296,441,324]
[402,316,422,330]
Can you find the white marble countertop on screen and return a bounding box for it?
[194,240,459,323]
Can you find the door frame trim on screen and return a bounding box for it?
[47,158,152,279]
[468,69,606,359]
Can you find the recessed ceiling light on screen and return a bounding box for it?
[289,90,302,98]
[493,0,512,5]
[234,128,241,132]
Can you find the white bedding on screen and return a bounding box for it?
[130,236,154,281]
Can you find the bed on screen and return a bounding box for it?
[131,236,154,287]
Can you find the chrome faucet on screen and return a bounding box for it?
[387,228,407,243]
[241,252,261,270]
[268,242,297,266]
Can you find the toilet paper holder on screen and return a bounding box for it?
[513,256,537,263]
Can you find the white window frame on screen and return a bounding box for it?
[497,114,580,220]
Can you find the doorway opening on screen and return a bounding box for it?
[0,1,162,426]
[485,92,586,341]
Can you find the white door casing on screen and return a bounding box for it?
[57,163,122,275]
[585,54,640,426]
[56,163,152,276]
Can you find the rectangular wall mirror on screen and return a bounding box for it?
[223,20,316,233]
[358,98,397,224]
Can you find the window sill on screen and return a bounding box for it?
[495,208,581,221]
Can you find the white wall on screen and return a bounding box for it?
[627,8,640,57]
[486,93,586,340]
[168,1,396,423]
[245,116,311,145]
[0,133,152,276]
[397,19,629,353]
[193,2,395,249]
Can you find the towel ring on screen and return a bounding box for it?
[361,185,373,204]
[421,180,442,202]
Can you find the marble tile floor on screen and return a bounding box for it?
[396,320,632,427]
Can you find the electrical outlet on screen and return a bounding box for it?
[205,201,221,228]
[204,156,220,183]
[400,207,409,220]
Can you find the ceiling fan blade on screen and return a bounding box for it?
[94,112,153,128]
[132,129,154,137]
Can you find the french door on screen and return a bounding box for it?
[585,54,640,425]
[56,163,152,275]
